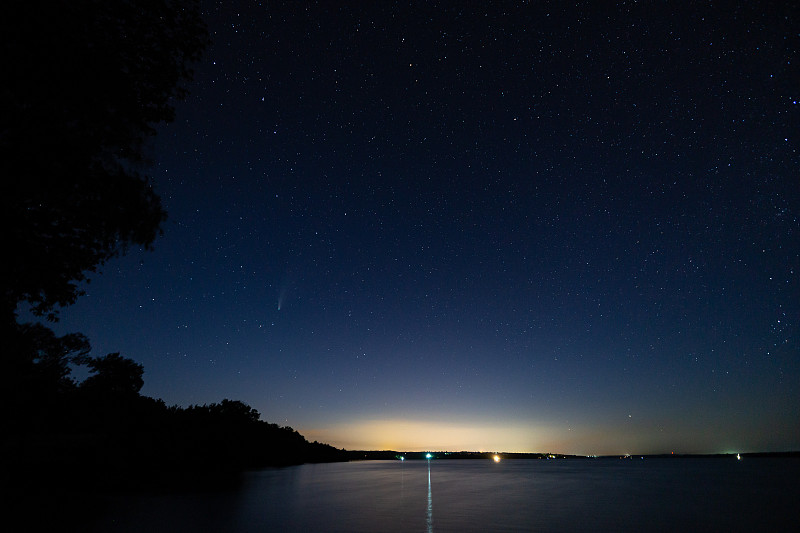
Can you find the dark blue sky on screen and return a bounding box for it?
[43,1,798,454]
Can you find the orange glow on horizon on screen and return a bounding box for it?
[302,418,560,453]
[299,416,740,456]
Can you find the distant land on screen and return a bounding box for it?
[344,450,800,461]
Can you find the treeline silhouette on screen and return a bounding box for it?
[1,1,348,508]
[3,321,345,492]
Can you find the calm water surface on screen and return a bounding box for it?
[87,458,798,532]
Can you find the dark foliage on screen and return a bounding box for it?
[79,352,145,396]
[3,322,90,431]
[3,389,347,492]
[3,332,346,492]
[0,1,345,505]
[7,322,90,390]
[1,0,208,324]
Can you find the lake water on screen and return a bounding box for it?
[84,458,797,532]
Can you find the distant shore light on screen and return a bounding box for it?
[493,455,501,462]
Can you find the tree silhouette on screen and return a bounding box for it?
[1,0,208,325]
[7,322,90,394]
[0,4,349,496]
[208,399,263,423]
[3,322,90,432]
[80,352,145,396]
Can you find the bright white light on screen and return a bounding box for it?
[493,455,501,462]
[426,453,432,459]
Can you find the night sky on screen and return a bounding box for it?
[39,2,799,455]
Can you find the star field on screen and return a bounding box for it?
[41,1,798,454]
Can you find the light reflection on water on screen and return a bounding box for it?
[87,458,798,532]
[426,459,432,533]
